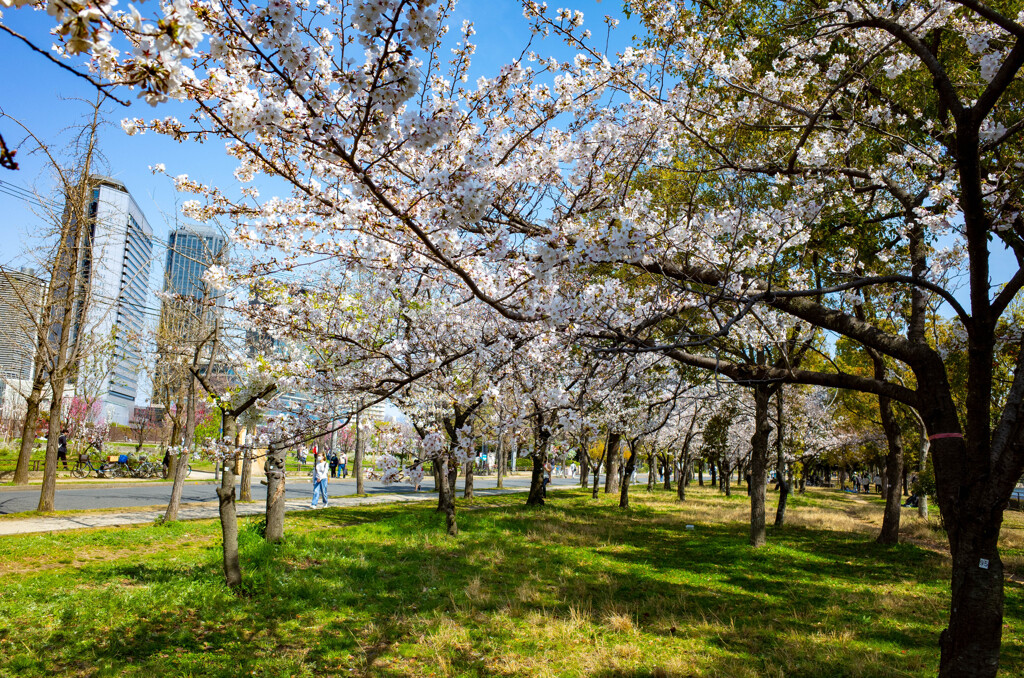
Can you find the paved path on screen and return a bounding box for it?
[0,486,548,536]
[0,473,586,514]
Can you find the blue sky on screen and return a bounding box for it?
[0,1,626,276]
[0,1,1016,318]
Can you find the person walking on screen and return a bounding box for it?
[57,428,69,470]
[311,454,330,508]
[339,452,348,478]
[328,449,339,478]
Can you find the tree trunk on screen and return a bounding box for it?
[647,453,656,491]
[938,515,1003,677]
[216,457,242,588]
[591,461,601,498]
[871,353,904,545]
[604,432,620,494]
[37,389,65,511]
[677,458,689,501]
[12,379,44,485]
[662,456,671,491]
[463,459,474,499]
[710,460,717,487]
[774,386,789,528]
[496,435,504,489]
[917,428,931,519]
[698,460,704,486]
[619,441,638,508]
[436,458,457,536]
[264,443,287,542]
[579,449,590,487]
[165,373,197,522]
[164,449,191,521]
[749,385,772,548]
[720,459,731,496]
[355,426,365,495]
[239,446,253,502]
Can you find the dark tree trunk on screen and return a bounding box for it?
[720,459,731,496]
[591,459,601,499]
[710,460,717,487]
[619,440,639,508]
[436,458,458,536]
[579,449,590,487]
[12,378,44,485]
[698,460,704,486]
[264,443,287,542]
[662,456,671,491]
[604,432,620,494]
[749,385,772,548]
[526,423,549,506]
[774,386,789,528]
[647,453,656,491]
[871,352,904,545]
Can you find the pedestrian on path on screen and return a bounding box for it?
[328,449,339,478]
[340,453,348,478]
[311,454,329,508]
[57,429,69,470]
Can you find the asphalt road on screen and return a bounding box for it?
[0,474,586,514]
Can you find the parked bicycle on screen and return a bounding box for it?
[71,454,114,479]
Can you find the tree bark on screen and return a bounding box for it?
[869,348,904,545]
[264,442,286,542]
[662,455,671,491]
[436,458,457,536]
[463,459,474,499]
[604,432,620,494]
[619,440,639,508]
[165,371,197,522]
[496,435,504,489]
[37,388,65,511]
[354,420,365,495]
[591,459,601,498]
[579,447,590,488]
[749,384,772,548]
[774,385,789,528]
[12,378,44,485]
[677,458,690,501]
[216,456,242,588]
[239,446,253,502]
[647,452,656,491]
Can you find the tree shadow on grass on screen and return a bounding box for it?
[8,495,1022,677]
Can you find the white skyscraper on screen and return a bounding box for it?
[72,176,154,425]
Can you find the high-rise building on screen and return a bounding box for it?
[73,176,154,425]
[159,225,228,338]
[0,267,45,382]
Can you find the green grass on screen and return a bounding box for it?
[0,487,1022,677]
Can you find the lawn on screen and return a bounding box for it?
[0,487,1022,677]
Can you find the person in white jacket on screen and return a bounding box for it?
[311,454,330,508]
